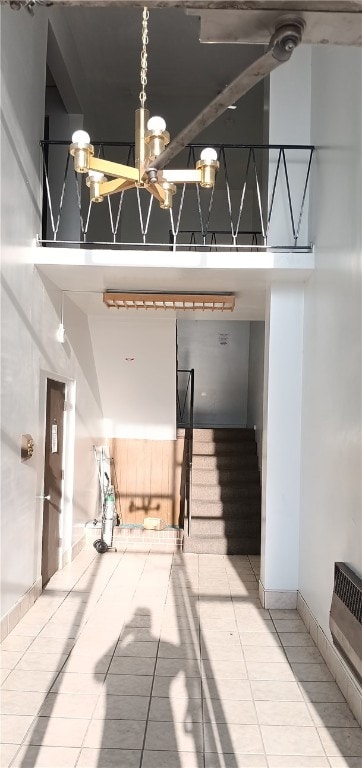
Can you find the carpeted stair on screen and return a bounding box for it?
[183,428,261,555]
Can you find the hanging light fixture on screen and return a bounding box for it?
[69,7,219,211]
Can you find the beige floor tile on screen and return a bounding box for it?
[273,619,309,633]
[78,748,141,767]
[1,690,45,716]
[291,664,334,682]
[328,758,362,767]
[203,699,257,724]
[64,654,111,673]
[202,645,244,661]
[0,669,11,684]
[108,656,156,676]
[2,669,57,692]
[317,727,362,757]
[200,618,236,632]
[202,659,247,680]
[27,636,75,654]
[1,651,24,668]
[285,647,325,664]
[251,681,304,701]
[50,672,105,695]
[155,657,201,677]
[237,618,276,633]
[1,635,33,653]
[307,702,360,728]
[10,745,79,767]
[239,632,280,647]
[106,673,153,696]
[115,640,158,657]
[0,743,19,767]
[0,714,34,744]
[205,755,267,767]
[266,758,329,767]
[24,715,89,747]
[269,610,300,620]
[246,662,295,682]
[204,679,252,701]
[94,693,150,720]
[279,633,315,647]
[37,623,79,639]
[83,718,146,749]
[255,700,314,726]
[149,695,202,722]
[142,749,202,767]
[299,682,346,703]
[15,651,68,672]
[159,641,200,659]
[204,723,264,754]
[261,725,325,755]
[153,674,202,699]
[121,627,161,642]
[145,720,203,752]
[39,692,98,718]
[201,630,240,644]
[242,647,287,663]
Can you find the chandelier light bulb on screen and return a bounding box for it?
[200,147,218,162]
[147,116,166,133]
[88,171,104,181]
[71,130,91,147]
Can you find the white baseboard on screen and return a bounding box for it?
[297,592,362,727]
[259,581,298,609]
[1,537,85,642]
[1,576,42,642]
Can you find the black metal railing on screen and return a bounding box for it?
[177,368,194,537]
[39,141,314,251]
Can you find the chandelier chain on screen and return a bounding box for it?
[139,6,149,109]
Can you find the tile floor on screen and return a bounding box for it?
[1,549,361,768]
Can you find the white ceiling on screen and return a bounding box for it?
[36,249,314,321]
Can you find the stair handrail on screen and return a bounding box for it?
[177,368,194,537]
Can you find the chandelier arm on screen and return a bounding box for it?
[162,169,202,184]
[99,178,136,196]
[89,157,139,181]
[147,183,167,206]
[146,18,304,174]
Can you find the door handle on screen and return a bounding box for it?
[36,495,51,501]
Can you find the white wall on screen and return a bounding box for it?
[298,46,362,637]
[268,46,312,248]
[177,319,250,427]
[1,8,103,623]
[89,316,176,440]
[247,321,265,467]
[260,285,304,600]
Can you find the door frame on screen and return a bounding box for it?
[36,370,76,581]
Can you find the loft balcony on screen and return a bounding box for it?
[40,141,314,254]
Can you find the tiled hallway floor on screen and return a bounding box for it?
[1,550,361,767]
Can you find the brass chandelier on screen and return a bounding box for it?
[69,7,219,211]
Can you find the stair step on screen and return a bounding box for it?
[192,499,261,519]
[192,428,255,442]
[192,468,259,485]
[192,484,261,502]
[190,518,260,538]
[193,441,256,456]
[192,453,258,470]
[183,535,261,555]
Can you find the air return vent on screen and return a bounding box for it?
[329,562,362,684]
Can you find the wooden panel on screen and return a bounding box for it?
[110,436,186,527]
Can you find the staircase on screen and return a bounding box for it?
[183,428,261,555]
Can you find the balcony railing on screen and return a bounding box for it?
[40,141,314,251]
